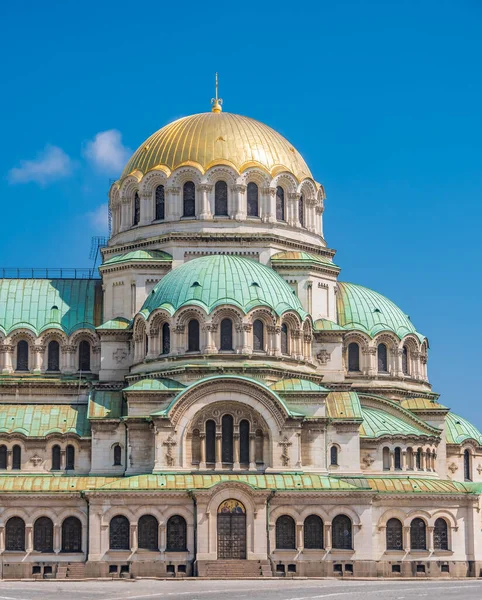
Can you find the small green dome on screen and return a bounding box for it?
[141,255,306,318]
[445,412,482,445]
[337,282,425,340]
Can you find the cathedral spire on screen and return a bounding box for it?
[211,72,223,113]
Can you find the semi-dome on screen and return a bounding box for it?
[121,111,312,182]
[140,255,307,318]
[336,282,425,340]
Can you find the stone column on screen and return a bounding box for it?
[6,450,12,471]
[389,451,395,472]
[411,351,421,379]
[120,197,131,231]
[63,344,76,374]
[26,526,33,552]
[296,523,303,551]
[233,433,240,470]
[140,191,153,225]
[33,345,44,374]
[199,184,213,220]
[428,526,434,552]
[402,450,407,471]
[159,523,165,553]
[203,324,217,354]
[262,187,276,223]
[232,185,246,220]
[394,348,404,377]
[147,328,159,358]
[131,523,138,552]
[1,345,13,374]
[269,326,281,357]
[364,347,377,377]
[296,432,302,468]
[60,450,66,470]
[215,432,222,470]
[249,433,257,471]
[239,324,252,354]
[166,187,181,221]
[289,193,301,227]
[403,526,410,551]
[199,433,206,470]
[422,451,428,471]
[54,524,61,554]
[174,325,185,355]
[325,523,332,550]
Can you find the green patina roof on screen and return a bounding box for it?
[123,378,186,392]
[97,317,131,330]
[88,391,124,420]
[270,378,328,393]
[140,255,307,318]
[271,251,339,269]
[336,282,425,341]
[360,406,428,438]
[365,476,469,494]
[313,318,346,332]
[445,412,482,446]
[0,279,102,336]
[0,404,90,437]
[103,250,172,266]
[326,391,363,419]
[401,398,448,411]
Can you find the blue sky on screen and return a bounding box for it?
[1,1,481,425]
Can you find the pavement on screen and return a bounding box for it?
[0,579,482,600]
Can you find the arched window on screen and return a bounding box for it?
[299,194,304,226]
[255,428,264,464]
[386,518,403,551]
[221,414,233,464]
[416,448,422,470]
[434,518,449,551]
[215,181,228,216]
[155,185,165,221]
[348,342,360,371]
[78,340,91,372]
[188,319,200,352]
[394,447,401,470]
[304,515,323,549]
[145,334,149,356]
[247,182,259,217]
[166,515,187,551]
[464,449,472,481]
[133,192,140,225]
[109,515,130,550]
[61,516,82,552]
[162,323,170,355]
[240,419,250,464]
[332,514,353,550]
[52,445,61,470]
[276,186,285,221]
[113,444,122,466]
[66,444,75,470]
[6,517,25,551]
[220,318,233,351]
[383,447,390,470]
[402,346,409,375]
[16,340,29,372]
[205,420,216,464]
[410,518,426,550]
[330,446,338,466]
[138,515,159,551]
[281,323,289,355]
[253,319,264,352]
[0,445,6,469]
[47,340,60,371]
[34,517,54,552]
[183,181,196,217]
[276,515,296,549]
[12,445,21,470]
[377,343,388,372]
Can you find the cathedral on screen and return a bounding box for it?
[0,91,481,580]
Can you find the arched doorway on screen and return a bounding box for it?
[217,499,246,559]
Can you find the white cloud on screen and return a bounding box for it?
[87,203,109,233]
[84,129,131,174]
[8,145,74,185]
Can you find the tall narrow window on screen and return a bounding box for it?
[402,346,409,375]
[247,182,259,217]
[52,445,61,470]
[464,449,472,481]
[276,515,295,549]
[304,515,323,549]
[66,445,75,470]
[6,517,25,551]
[434,518,449,551]
[281,323,289,355]
[348,343,360,371]
[0,445,6,469]
[410,518,426,550]
[255,429,264,464]
[240,419,250,464]
[155,185,165,220]
[16,340,29,372]
[386,518,403,551]
[332,515,352,550]
[34,517,54,552]
[12,445,21,470]
[133,192,140,225]
[330,446,338,466]
[62,517,82,552]
[78,340,91,371]
[188,319,200,352]
[110,515,130,550]
[394,447,401,470]
[377,343,388,372]
[183,181,195,217]
[113,444,122,466]
[205,420,216,464]
[299,194,304,226]
[220,318,233,351]
[221,414,233,463]
[276,186,285,221]
[215,181,228,216]
[416,448,422,470]
[253,319,264,352]
[162,323,171,355]
[138,515,158,551]
[166,515,187,551]
[47,340,60,371]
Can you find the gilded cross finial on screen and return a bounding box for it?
[211,72,223,113]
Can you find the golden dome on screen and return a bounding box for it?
[121,112,312,181]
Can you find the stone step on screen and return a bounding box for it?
[203,560,272,578]
[66,563,86,579]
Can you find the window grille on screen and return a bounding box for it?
[162,323,170,355]
[113,444,122,466]
[47,340,60,371]
[188,320,200,352]
[247,182,259,217]
[12,445,21,470]
[155,185,165,220]
[332,515,352,549]
[410,518,426,550]
[221,414,233,463]
[205,420,216,464]
[34,517,54,552]
[78,340,91,371]
[240,420,250,464]
[183,181,196,217]
[166,515,187,551]
[62,517,82,552]
[330,446,338,466]
[348,343,360,371]
[304,515,323,549]
[402,346,409,374]
[299,194,304,226]
[377,343,388,372]
[394,447,401,470]
[16,341,29,371]
[386,518,403,550]
[215,181,228,216]
[276,186,285,221]
[464,449,472,481]
[276,515,296,549]
[434,518,448,550]
[52,445,61,470]
[109,515,130,550]
[138,515,158,551]
[133,192,140,225]
[66,445,75,470]
[6,517,25,551]
[281,324,289,355]
[253,320,264,351]
[220,318,233,351]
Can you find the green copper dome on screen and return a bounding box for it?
[141,255,307,318]
[337,282,425,340]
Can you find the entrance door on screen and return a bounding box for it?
[217,499,246,559]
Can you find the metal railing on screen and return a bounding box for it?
[0,268,100,279]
